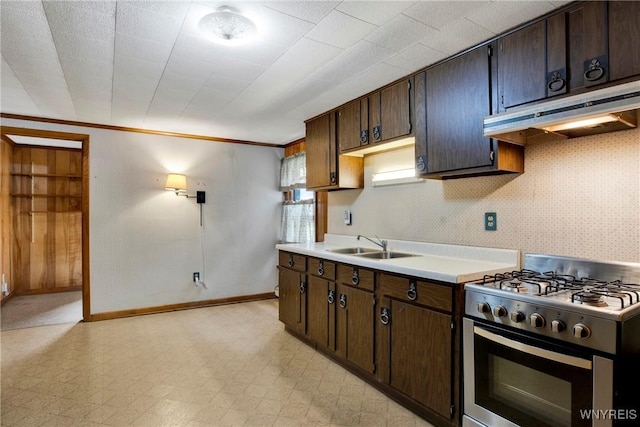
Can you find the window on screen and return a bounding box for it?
[279,152,315,243]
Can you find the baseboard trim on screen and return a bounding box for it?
[89,292,277,322]
[15,286,82,296]
[0,291,15,306]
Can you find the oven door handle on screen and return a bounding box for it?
[474,326,592,370]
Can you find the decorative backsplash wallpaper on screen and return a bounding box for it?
[328,127,640,262]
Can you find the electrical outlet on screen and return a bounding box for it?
[485,212,497,231]
[344,210,352,226]
[1,282,7,293]
[193,272,200,282]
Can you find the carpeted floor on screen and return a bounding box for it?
[0,291,82,331]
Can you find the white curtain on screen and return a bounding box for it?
[280,152,306,190]
[280,201,315,243]
[279,152,315,243]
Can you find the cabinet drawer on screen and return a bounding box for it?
[379,273,452,312]
[337,265,374,291]
[279,252,306,273]
[308,258,335,280]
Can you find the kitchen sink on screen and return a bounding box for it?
[356,251,419,259]
[326,247,380,254]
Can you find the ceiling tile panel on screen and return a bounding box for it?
[42,1,116,41]
[464,1,559,34]
[383,43,447,72]
[116,1,185,44]
[421,18,495,56]
[117,33,174,64]
[113,57,165,102]
[336,1,415,26]
[255,6,315,47]
[365,14,437,52]
[305,10,377,49]
[309,40,396,84]
[264,1,339,24]
[404,1,491,30]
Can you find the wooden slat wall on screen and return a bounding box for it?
[12,145,82,294]
[0,137,14,304]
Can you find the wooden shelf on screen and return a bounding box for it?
[11,172,81,178]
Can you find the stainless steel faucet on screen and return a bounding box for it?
[357,235,388,252]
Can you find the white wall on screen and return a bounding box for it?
[328,127,640,263]
[2,117,283,314]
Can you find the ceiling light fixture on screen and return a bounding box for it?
[198,6,257,46]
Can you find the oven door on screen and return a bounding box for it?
[463,318,613,427]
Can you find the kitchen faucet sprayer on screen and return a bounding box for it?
[357,235,388,252]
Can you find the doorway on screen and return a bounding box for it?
[0,126,90,326]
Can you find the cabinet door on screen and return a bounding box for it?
[278,268,306,334]
[498,21,547,110]
[426,46,493,173]
[608,1,640,82]
[338,99,363,152]
[546,13,568,97]
[305,113,336,189]
[378,297,453,418]
[306,275,335,350]
[336,284,375,374]
[379,80,411,142]
[567,1,608,90]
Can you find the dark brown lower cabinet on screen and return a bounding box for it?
[278,266,306,335]
[306,275,335,350]
[378,297,453,418]
[336,283,375,374]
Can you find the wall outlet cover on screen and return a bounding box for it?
[485,212,497,231]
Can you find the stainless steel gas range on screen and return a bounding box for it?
[463,254,640,427]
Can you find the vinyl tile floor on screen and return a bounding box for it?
[1,299,436,427]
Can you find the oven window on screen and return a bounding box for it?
[475,329,592,427]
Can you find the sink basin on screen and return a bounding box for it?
[327,247,380,254]
[356,251,419,259]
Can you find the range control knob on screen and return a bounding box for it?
[530,313,546,328]
[573,323,591,339]
[551,319,566,333]
[510,311,525,323]
[477,302,491,314]
[493,305,507,318]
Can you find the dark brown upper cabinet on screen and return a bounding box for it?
[337,98,365,152]
[415,46,524,179]
[338,79,412,154]
[608,1,640,82]
[566,1,608,91]
[305,112,363,191]
[497,21,547,111]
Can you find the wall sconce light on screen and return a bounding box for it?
[165,173,206,203]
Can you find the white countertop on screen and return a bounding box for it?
[276,234,520,284]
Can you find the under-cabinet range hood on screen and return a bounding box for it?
[483,80,640,145]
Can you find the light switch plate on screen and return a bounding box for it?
[344,210,352,226]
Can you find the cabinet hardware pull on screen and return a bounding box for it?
[360,130,368,144]
[318,260,324,276]
[299,282,306,293]
[547,71,566,92]
[288,255,294,267]
[372,126,381,141]
[351,269,360,285]
[416,156,426,173]
[327,290,335,304]
[339,294,347,308]
[584,58,605,81]
[330,172,337,185]
[380,307,390,325]
[407,281,418,301]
